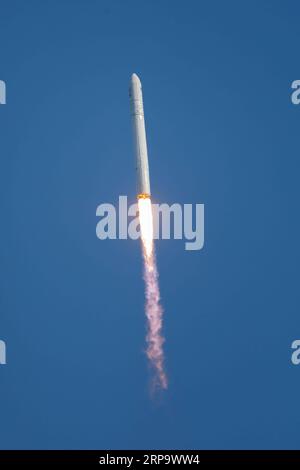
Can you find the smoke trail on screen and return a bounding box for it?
[138,198,167,390]
[143,250,168,390]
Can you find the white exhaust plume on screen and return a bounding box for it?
[139,198,167,390]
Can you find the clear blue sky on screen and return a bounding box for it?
[0,0,299,449]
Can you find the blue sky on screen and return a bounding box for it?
[0,0,299,449]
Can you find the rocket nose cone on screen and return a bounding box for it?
[131,73,141,86]
[129,73,142,98]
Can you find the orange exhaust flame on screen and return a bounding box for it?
[138,197,168,390]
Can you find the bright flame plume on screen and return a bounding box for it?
[138,197,168,390]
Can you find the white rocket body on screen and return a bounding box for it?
[129,73,151,197]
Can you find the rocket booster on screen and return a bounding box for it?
[129,73,151,198]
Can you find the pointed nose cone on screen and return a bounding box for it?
[131,73,141,86]
[129,73,142,98]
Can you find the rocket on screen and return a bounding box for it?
[129,73,151,199]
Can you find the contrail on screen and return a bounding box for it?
[138,198,167,390]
